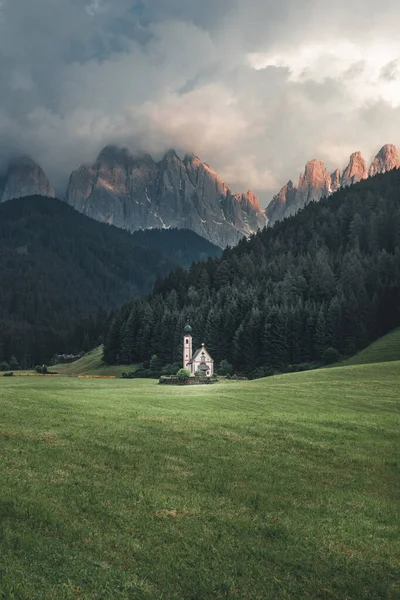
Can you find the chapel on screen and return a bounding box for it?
[183,323,214,377]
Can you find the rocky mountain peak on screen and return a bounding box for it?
[183,152,198,165]
[300,158,328,180]
[297,159,331,202]
[265,179,298,226]
[369,144,400,177]
[245,189,260,206]
[330,169,341,193]
[1,156,55,203]
[236,189,262,213]
[341,151,368,187]
[184,153,229,197]
[66,145,266,247]
[266,144,400,226]
[266,159,332,225]
[163,149,181,163]
[96,145,134,169]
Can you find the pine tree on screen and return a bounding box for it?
[241,307,262,369]
[103,315,123,364]
[9,355,20,371]
[314,305,327,359]
[119,307,139,364]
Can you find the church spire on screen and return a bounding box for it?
[183,321,193,370]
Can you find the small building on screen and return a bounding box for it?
[183,323,214,377]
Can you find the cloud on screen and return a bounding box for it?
[0,0,400,204]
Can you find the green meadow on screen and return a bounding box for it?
[1,362,399,599]
[340,328,400,367]
[51,346,137,377]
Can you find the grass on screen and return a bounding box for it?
[0,362,399,599]
[51,346,137,377]
[340,328,400,367]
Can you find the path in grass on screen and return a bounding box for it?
[1,362,399,599]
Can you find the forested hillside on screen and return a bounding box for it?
[129,228,221,267]
[104,169,400,375]
[0,196,220,367]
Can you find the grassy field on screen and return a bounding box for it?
[340,328,400,367]
[0,362,399,599]
[51,346,137,377]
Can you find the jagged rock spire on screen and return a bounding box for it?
[369,144,400,177]
[341,151,368,187]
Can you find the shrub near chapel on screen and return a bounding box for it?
[177,368,191,382]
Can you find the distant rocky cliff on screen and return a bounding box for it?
[0,157,55,203]
[3,142,400,246]
[368,144,400,177]
[66,146,266,248]
[266,144,400,225]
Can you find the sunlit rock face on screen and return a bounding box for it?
[1,157,55,202]
[67,146,161,230]
[298,159,332,202]
[67,146,266,248]
[266,160,332,226]
[266,145,400,226]
[235,189,266,232]
[266,180,297,225]
[341,151,368,187]
[369,144,400,176]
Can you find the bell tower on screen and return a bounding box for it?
[183,322,193,370]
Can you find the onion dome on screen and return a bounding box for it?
[183,323,193,334]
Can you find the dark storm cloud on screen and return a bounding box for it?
[0,0,400,202]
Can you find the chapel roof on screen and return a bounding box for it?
[192,343,213,361]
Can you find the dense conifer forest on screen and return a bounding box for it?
[0,196,220,367]
[129,228,221,267]
[104,170,400,376]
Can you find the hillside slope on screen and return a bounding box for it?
[0,196,220,366]
[104,168,400,372]
[129,227,221,267]
[51,346,137,376]
[341,328,400,366]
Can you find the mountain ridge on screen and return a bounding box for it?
[2,142,400,242]
[267,144,400,225]
[66,146,266,248]
[0,148,266,249]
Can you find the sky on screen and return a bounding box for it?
[1,0,400,204]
